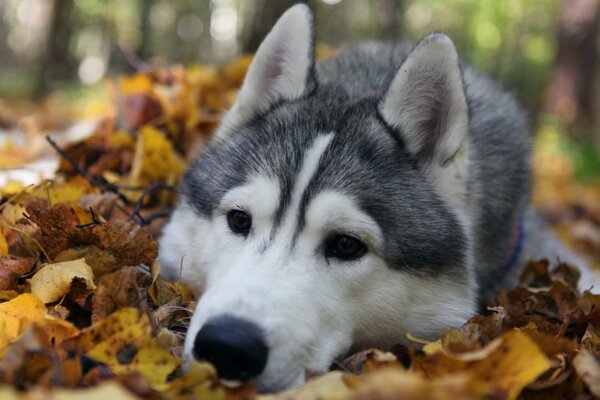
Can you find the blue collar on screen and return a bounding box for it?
[502,215,524,271]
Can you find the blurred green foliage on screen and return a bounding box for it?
[0,0,561,111]
[0,0,598,177]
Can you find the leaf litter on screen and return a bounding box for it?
[1,58,600,399]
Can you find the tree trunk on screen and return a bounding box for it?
[34,0,76,98]
[240,0,306,53]
[545,0,600,136]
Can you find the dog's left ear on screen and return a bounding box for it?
[218,4,315,136]
[380,33,468,170]
[380,33,469,212]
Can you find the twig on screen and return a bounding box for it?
[76,207,101,229]
[126,182,176,224]
[138,208,173,226]
[45,135,132,205]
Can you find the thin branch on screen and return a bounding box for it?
[127,183,176,224]
[46,135,132,205]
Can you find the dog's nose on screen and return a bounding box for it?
[193,315,268,381]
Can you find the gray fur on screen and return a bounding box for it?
[181,40,555,297]
[159,9,598,390]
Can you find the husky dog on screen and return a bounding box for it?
[159,4,597,392]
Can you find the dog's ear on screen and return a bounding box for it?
[380,33,469,214]
[218,4,315,137]
[380,33,468,169]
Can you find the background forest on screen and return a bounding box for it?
[0,0,599,149]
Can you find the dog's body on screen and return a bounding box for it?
[158,4,597,392]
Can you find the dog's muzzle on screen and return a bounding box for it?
[193,315,268,381]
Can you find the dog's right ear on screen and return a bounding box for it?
[217,4,316,138]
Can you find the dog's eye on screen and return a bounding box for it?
[227,210,252,235]
[325,234,367,261]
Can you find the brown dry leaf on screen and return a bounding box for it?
[29,258,96,304]
[0,256,36,290]
[24,198,85,259]
[91,266,151,322]
[54,245,119,276]
[458,306,506,347]
[148,274,193,306]
[0,325,55,387]
[91,219,158,266]
[78,192,119,220]
[120,74,163,131]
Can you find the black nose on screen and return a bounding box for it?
[193,315,268,381]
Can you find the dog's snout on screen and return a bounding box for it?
[193,315,268,381]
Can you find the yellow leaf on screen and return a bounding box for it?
[73,308,142,351]
[345,369,485,400]
[0,293,78,354]
[128,125,186,190]
[30,258,96,304]
[25,381,138,400]
[120,73,154,95]
[28,179,94,206]
[0,386,19,400]
[0,233,7,257]
[110,347,180,390]
[468,330,551,399]
[165,361,225,399]
[259,371,351,400]
[0,293,46,344]
[77,308,180,390]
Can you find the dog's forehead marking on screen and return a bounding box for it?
[271,133,334,245]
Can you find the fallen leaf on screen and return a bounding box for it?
[91,266,151,322]
[260,371,350,400]
[573,350,600,396]
[82,308,179,390]
[0,256,35,290]
[413,330,552,400]
[90,219,158,266]
[0,294,78,354]
[344,369,486,400]
[30,258,96,304]
[0,233,7,257]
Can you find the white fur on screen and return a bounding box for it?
[218,4,312,137]
[158,16,480,394]
[160,136,477,391]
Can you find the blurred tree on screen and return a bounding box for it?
[545,0,600,137]
[35,0,77,97]
[138,0,157,61]
[241,0,307,53]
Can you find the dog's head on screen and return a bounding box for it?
[159,4,477,392]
